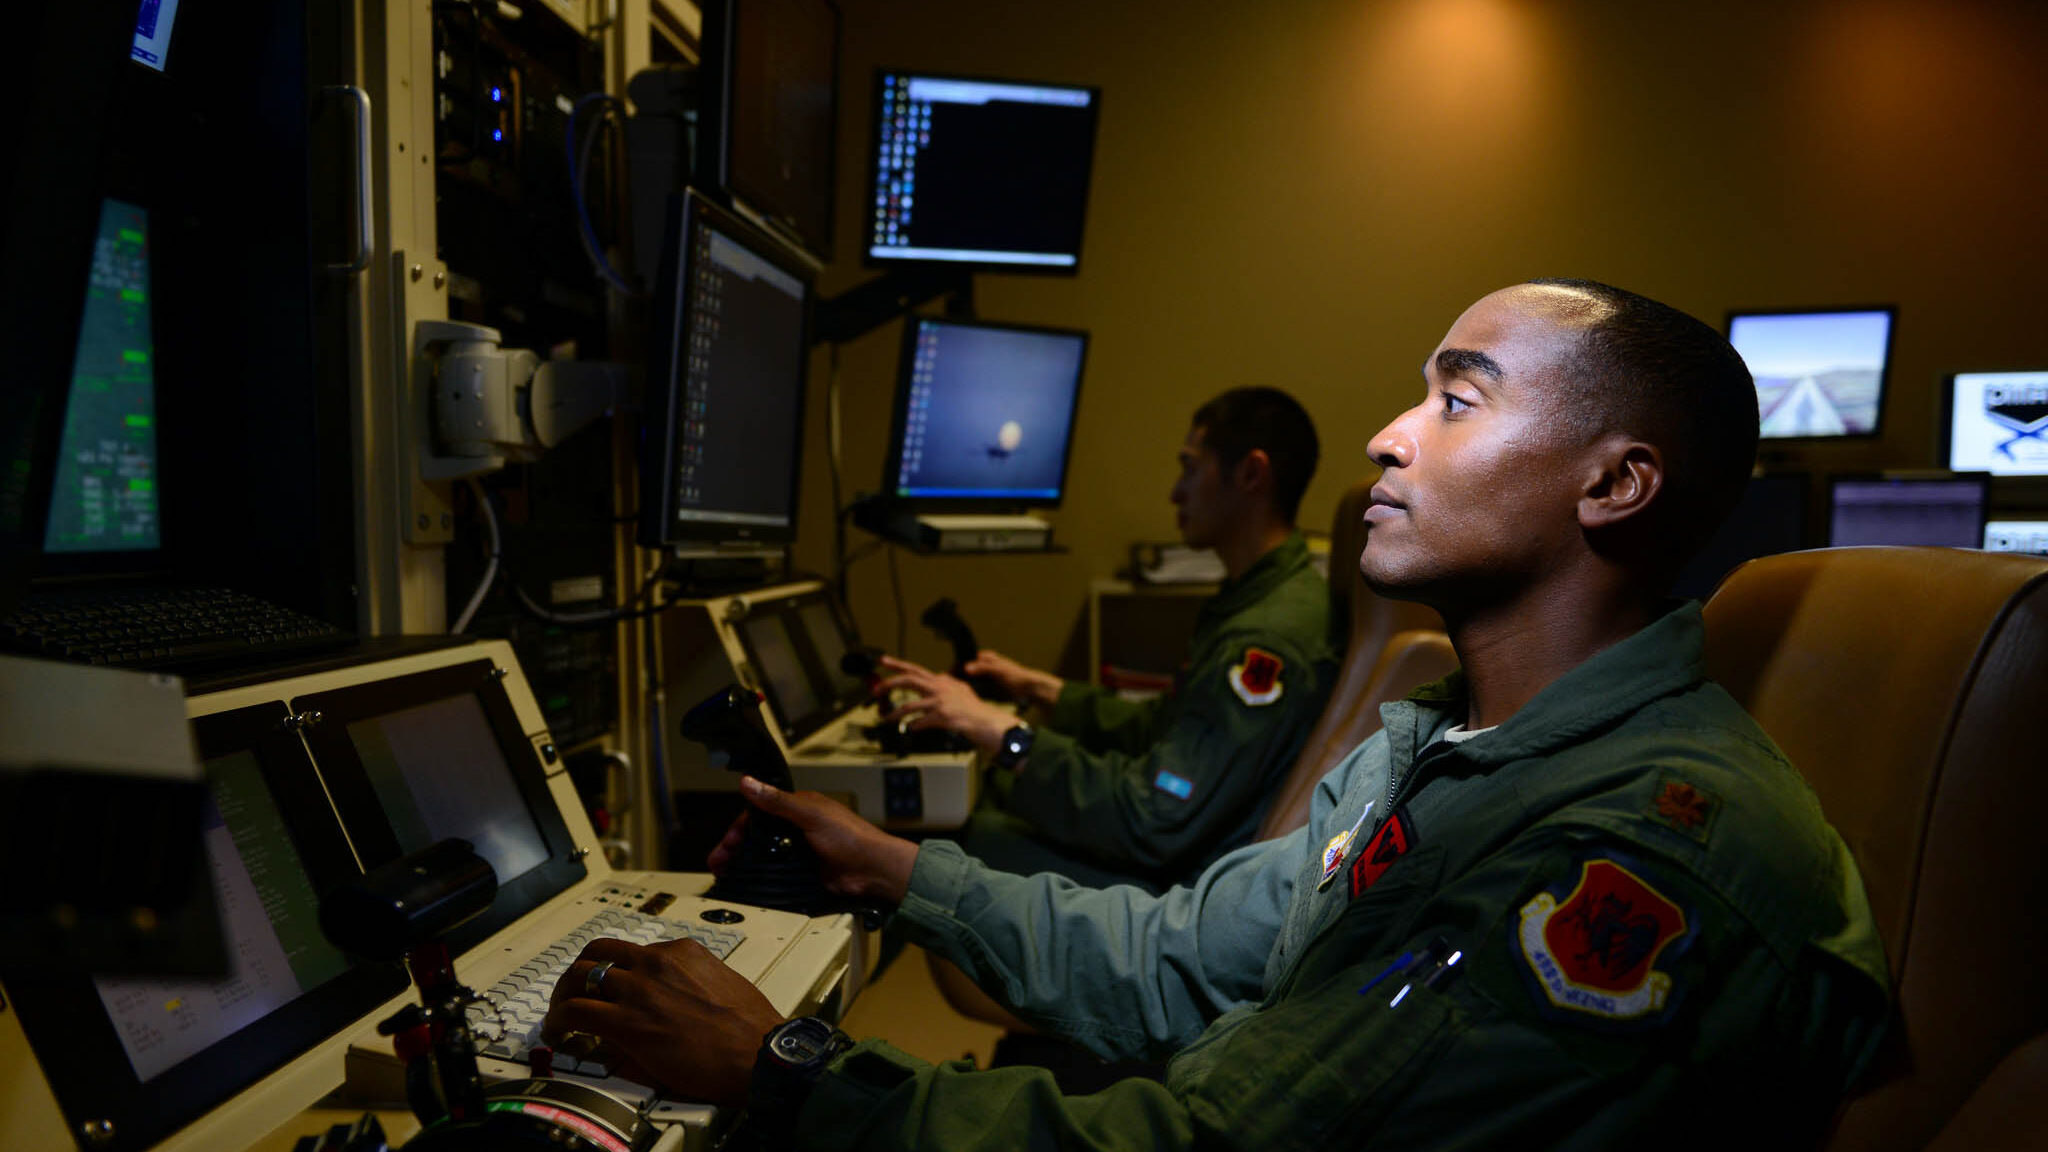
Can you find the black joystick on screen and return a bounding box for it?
[681,686,839,915]
[921,597,1008,701]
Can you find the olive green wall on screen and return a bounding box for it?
[791,0,2048,673]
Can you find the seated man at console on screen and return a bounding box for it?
[878,386,1339,892]
[543,279,1890,1149]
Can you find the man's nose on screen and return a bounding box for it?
[1367,415,1412,469]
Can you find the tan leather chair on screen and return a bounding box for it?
[1701,546,2048,1152]
[929,478,1454,1029]
[1257,479,1451,838]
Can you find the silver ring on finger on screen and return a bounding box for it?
[585,960,615,998]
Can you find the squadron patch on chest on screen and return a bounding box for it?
[1227,647,1285,706]
[1515,858,1691,1023]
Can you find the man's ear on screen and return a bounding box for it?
[1233,448,1275,498]
[1578,438,1663,529]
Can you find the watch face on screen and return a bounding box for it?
[772,1022,829,1063]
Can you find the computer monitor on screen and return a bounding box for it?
[863,70,1101,272]
[696,0,841,264]
[130,0,184,71]
[638,190,813,554]
[731,586,868,746]
[1941,371,2048,476]
[1671,470,1810,598]
[1826,473,1990,548]
[41,198,161,556]
[1984,519,2048,556]
[882,316,1089,508]
[1726,307,1896,441]
[6,701,407,1152]
[291,656,589,954]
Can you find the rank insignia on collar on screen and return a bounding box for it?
[1227,647,1285,706]
[1349,807,1415,898]
[1647,774,1721,844]
[1516,858,1691,1022]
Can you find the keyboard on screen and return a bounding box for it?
[1,585,351,670]
[469,906,747,1075]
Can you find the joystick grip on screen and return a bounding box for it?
[920,597,1008,701]
[681,685,834,914]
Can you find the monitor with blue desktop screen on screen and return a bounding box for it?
[1942,371,2048,476]
[1726,307,1895,441]
[1826,474,1989,548]
[883,317,1088,507]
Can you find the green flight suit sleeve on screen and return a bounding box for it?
[995,631,1327,879]
[890,836,1303,1062]
[1174,823,1891,1151]
[1046,681,1167,756]
[798,1039,1193,1152]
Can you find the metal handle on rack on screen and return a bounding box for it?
[325,84,373,275]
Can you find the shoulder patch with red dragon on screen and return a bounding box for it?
[1515,857,1693,1024]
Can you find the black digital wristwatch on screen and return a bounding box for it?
[993,722,1035,769]
[747,1016,854,1146]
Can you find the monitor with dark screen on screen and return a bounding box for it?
[883,317,1088,507]
[731,586,869,745]
[1671,471,1810,598]
[1826,474,1989,548]
[864,71,1100,271]
[638,190,812,554]
[697,0,840,263]
[1726,307,1895,441]
[1941,371,2048,476]
[345,694,551,886]
[291,659,586,953]
[1984,519,2048,555]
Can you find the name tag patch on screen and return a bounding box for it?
[1516,857,1691,1022]
[1152,769,1194,800]
[1227,646,1285,706]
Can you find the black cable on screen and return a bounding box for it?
[888,545,906,654]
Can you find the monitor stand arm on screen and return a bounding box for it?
[811,266,975,346]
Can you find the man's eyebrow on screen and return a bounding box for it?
[1431,348,1506,384]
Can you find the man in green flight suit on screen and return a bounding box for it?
[543,279,1892,1150]
[876,386,1338,892]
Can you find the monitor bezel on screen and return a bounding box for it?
[289,658,588,958]
[880,315,1091,512]
[860,67,1103,277]
[695,0,842,266]
[1938,369,2048,477]
[1725,304,1898,444]
[1822,470,1993,549]
[636,188,815,552]
[1,700,411,1152]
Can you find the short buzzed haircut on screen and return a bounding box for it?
[1191,386,1321,526]
[1527,278,1760,569]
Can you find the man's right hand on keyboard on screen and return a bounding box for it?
[709,777,919,907]
[541,936,781,1107]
